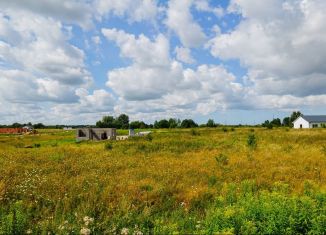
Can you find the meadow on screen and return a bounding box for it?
[0,128,325,234]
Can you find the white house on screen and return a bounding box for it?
[293,115,326,129]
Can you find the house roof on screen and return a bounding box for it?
[301,115,326,123]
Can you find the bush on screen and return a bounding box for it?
[33,143,41,148]
[215,153,229,166]
[190,129,200,136]
[222,127,228,132]
[104,142,113,150]
[247,134,257,149]
[145,133,153,141]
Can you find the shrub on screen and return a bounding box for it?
[104,142,113,150]
[145,133,153,142]
[215,153,229,166]
[222,127,228,132]
[190,129,200,136]
[247,134,257,149]
[33,143,41,148]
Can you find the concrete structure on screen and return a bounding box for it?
[293,115,326,129]
[129,129,135,136]
[76,128,116,141]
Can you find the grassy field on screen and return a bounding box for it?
[0,128,325,234]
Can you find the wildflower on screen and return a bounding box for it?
[121,228,129,235]
[26,229,32,234]
[83,216,94,226]
[133,230,143,235]
[80,227,91,235]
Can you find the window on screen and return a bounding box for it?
[78,130,86,137]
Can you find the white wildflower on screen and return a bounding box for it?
[133,230,143,235]
[121,227,129,235]
[83,216,94,226]
[26,229,32,234]
[80,227,91,235]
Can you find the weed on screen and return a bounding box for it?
[247,133,257,149]
[215,153,229,166]
[104,142,113,150]
[33,143,41,148]
[190,129,200,136]
[145,134,153,142]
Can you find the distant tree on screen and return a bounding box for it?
[116,114,129,129]
[129,121,147,129]
[96,115,115,128]
[290,111,301,123]
[168,118,178,128]
[33,123,45,129]
[206,119,216,127]
[154,119,169,128]
[270,118,281,127]
[11,122,22,128]
[181,119,198,128]
[262,120,273,129]
[282,117,291,126]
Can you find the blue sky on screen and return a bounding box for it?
[0,0,325,125]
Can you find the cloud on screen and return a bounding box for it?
[165,0,206,48]
[174,46,195,64]
[101,28,245,118]
[207,0,326,104]
[0,10,92,104]
[0,0,93,29]
[102,28,185,101]
[95,0,158,23]
[194,0,225,17]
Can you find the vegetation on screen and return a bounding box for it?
[0,128,325,234]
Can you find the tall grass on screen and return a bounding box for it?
[0,128,325,234]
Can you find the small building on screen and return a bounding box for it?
[0,127,32,134]
[76,128,116,141]
[293,115,326,129]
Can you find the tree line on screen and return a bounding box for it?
[261,111,301,128]
[95,115,221,129]
[0,111,304,130]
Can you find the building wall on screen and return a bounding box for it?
[0,128,29,134]
[293,117,310,129]
[76,128,116,141]
[309,123,326,128]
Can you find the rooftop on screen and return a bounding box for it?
[302,115,326,123]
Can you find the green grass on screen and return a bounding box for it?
[0,128,325,234]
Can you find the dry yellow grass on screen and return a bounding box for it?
[0,127,325,234]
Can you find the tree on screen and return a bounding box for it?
[290,111,301,123]
[180,119,198,128]
[11,122,22,128]
[129,121,147,129]
[270,118,281,127]
[206,119,216,127]
[168,118,178,128]
[282,117,291,126]
[154,119,169,128]
[96,115,115,128]
[117,114,129,129]
[33,123,45,129]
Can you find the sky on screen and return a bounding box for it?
[0,0,325,125]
